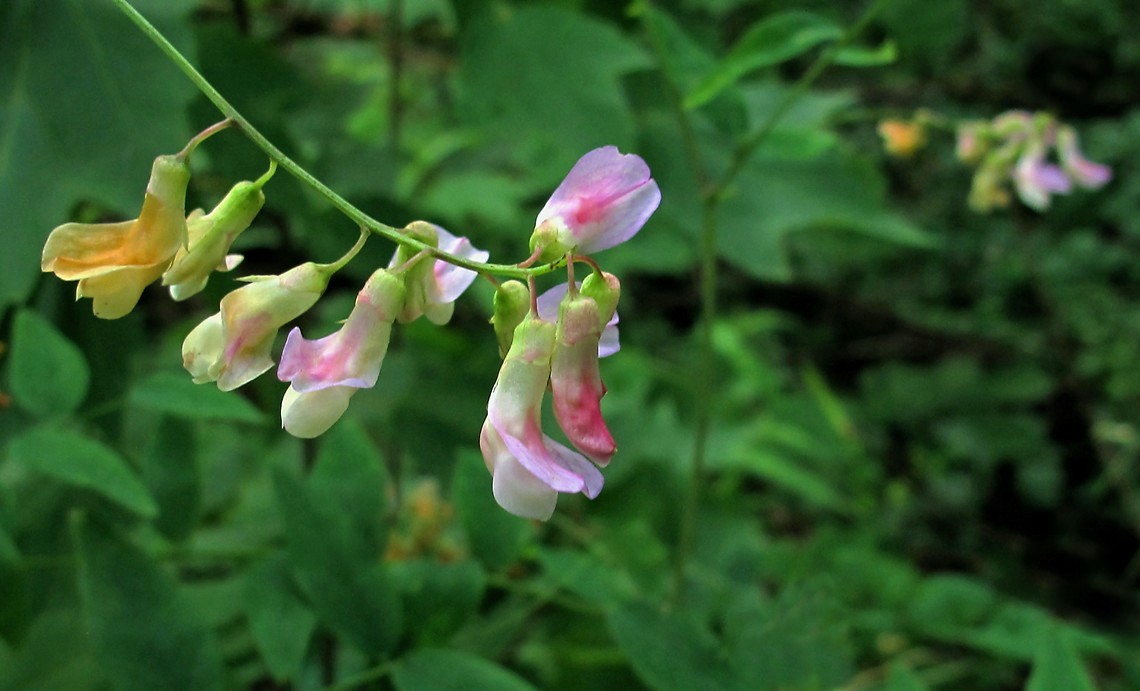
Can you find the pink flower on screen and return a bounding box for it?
[529,146,661,261]
[1013,144,1071,211]
[182,262,330,391]
[277,269,406,438]
[391,221,488,325]
[481,315,603,520]
[550,291,616,465]
[1057,127,1111,190]
[536,282,620,358]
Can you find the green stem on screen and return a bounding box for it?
[662,0,890,601]
[110,0,559,280]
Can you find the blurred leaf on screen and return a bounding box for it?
[908,575,997,638]
[392,648,539,691]
[720,448,845,510]
[8,309,89,418]
[0,609,103,691]
[458,6,649,159]
[244,554,316,682]
[538,547,637,607]
[0,524,29,645]
[834,40,898,67]
[608,602,731,691]
[391,559,486,646]
[1026,625,1097,691]
[273,466,402,655]
[8,426,157,518]
[686,11,842,109]
[309,419,390,557]
[718,147,935,281]
[73,516,223,691]
[140,417,200,541]
[452,450,534,572]
[0,0,195,310]
[886,664,931,691]
[128,371,264,424]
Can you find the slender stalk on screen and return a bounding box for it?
[110,0,560,280]
[658,0,890,601]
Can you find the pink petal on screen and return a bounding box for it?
[432,226,489,304]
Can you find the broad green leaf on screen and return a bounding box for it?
[685,11,842,109]
[8,426,157,518]
[0,0,196,311]
[1027,625,1096,691]
[244,555,317,682]
[73,516,224,691]
[310,419,390,558]
[392,648,538,691]
[391,559,485,646]
[0,609,103,691]
[458,6,649,165]
[608,602,731,691]
[273,466,402,655]
[451,450,534,572]
[140,417,200,541]
[8,309,90,417]
[128,371,264,423]
[718,147,936,281]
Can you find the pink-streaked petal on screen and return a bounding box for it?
[598,314,620,358]
[536,147,661,254]
[278,327,376,392]
[481,422,558,520]
[432,226,489,304]
[544,435,605,499]
[491,415,585,494]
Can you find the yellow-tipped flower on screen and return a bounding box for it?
[877,119,927,158]
[41,154,190,319]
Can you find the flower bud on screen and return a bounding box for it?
[491,280,530,357]
[182,262,330,391]
[390,221,488,324]
[1056,126,1111,190]
[163,174,270,301]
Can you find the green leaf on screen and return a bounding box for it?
[244,555,317,682]
[685,11,842,109]
[273,466,402,655]
[1027,625,1097,691]
[139,417,200,541]
[0,609,103,691]
[451,450,534,572]
[391,559,486,646]
[73,516,224,691]
[8,426,157,518]
[309,420,390,558]
[608,602,732,691]
[392,648,539,691]
[128,371,264,423]
[0,523,30,645]
[886,664,931,691]
[0,0,196,311]
[458,6,649,161]
[8,309,90,417]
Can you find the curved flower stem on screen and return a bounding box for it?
[177,118,233,159]
[110,0,560,281]
[318,228,371,274]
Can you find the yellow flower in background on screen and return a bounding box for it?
[41,154,190,319]
[877,119,927,158]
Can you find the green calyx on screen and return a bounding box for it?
[492,280,531,357]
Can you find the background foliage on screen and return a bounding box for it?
[2,0,1139,688]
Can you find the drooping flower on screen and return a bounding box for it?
[1013,143,1072,211]
[163,165,275,301]
[277,269,406,438]
[481,314,604,520]
[41,154,190,319]
[182,262,331,391]
[1056,126,1111,190]
[549,273,621,465]
[529,146,661,262]
[390,221,488,324]
[535,280,620,358]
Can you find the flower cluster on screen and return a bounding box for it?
[40,124,660,521]
[956,111,1111,213]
